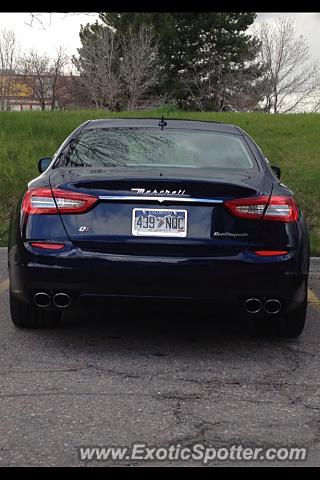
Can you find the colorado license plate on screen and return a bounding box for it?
[132,208,187,237]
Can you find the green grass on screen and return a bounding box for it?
[0,109,319,255]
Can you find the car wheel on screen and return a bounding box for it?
[256,300,307,338]
[10,291,61,329]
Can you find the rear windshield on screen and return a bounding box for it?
[54,127,256,170]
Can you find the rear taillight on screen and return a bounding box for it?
[22,188,98,214]
[224,195,298,222]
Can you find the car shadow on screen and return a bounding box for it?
[46,299,299,354]
[20,299,308,379]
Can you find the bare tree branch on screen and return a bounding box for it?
[25,13,52,29]
[25,13,98,30]
[0,29,20,110]
[72,26,122,110]
[254,18,320,113]
[120,26,159,110]
[20,47,69,110]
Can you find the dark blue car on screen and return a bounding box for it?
[8,118,310,336]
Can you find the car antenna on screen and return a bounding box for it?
[158,115,167,130]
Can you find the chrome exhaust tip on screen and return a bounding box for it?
[243,298,262,314]
[53,293,71,308]
[33,292,51,308]
[264,299,282,315]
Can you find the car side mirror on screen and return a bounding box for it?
[271,165,281,179]
[38,157,52,173]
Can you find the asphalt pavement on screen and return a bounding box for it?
[0,247,320,467]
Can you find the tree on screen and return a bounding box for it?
[0,29,20,110]
[99,12,261,110]
[64,74,92,109]
[224,67,267,112]
[255,18,320,113]
[72,24,122,110]
[73,22,160,110]
[21,47,69,110]
[49,47,69,110]
[120,26,159,110]
[182,61,266,112]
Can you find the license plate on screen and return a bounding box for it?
[132,208,187,237]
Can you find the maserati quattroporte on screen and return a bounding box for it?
[8,118,310,336]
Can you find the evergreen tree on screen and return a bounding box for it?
[79,12,262,111]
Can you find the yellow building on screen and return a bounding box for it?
[0,73,52,110]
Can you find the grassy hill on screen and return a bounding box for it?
[0,109,319,255]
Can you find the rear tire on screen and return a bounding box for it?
[10,291,61,329]
[256,300,307,338]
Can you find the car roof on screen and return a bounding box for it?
[84,118,242,135]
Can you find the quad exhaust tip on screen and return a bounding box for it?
[264,299,282,315]
[33,292,72,308]
[243,298,262,314]
[52,293,71,308]
[33,292,51,308]
[243,297,282,314]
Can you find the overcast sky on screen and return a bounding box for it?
[0,12,319,61]
[0,12,101,58]
[255,12,320,61]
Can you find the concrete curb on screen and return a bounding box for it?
[310,257,320,272]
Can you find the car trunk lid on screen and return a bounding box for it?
[49,167,273,256]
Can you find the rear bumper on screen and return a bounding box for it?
[9,242,309,312]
